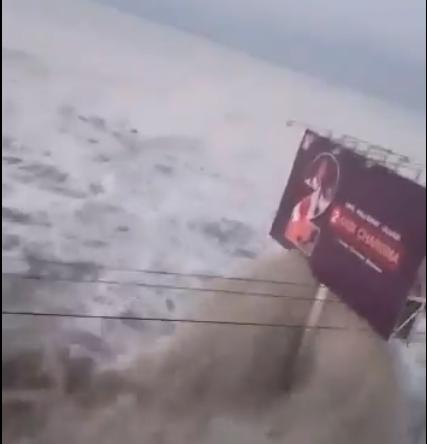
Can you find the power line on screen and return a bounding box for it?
[1,309,350,331]
[2,256,314,287]
[2,272,343,305]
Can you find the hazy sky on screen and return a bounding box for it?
[95,0,426,114]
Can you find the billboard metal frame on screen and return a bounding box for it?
[286,120,426,185]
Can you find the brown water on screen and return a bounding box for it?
[2,252,410,444]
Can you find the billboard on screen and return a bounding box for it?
[271,130,426,338]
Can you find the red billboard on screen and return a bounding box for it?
[271,131,426,338]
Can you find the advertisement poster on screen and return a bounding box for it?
[271,130,426,338]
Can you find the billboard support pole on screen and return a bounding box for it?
[303,284,329,335]
[288,284,328,390]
